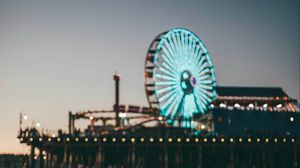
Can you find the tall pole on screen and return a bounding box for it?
[19,112,22,133]
[114,73,121,127]
[68,111,73,134]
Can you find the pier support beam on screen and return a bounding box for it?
[30,145,35,168]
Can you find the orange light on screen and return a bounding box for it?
[268,107,273,112]
[276,96,280,100]
[288,103,296,112]
[101,131,109,135]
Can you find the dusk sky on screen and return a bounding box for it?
[0,0,299,153]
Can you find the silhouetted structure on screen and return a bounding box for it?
[18,86,300,167]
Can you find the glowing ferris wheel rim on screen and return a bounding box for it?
[145,28,217,120]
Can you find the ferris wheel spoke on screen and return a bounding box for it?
[193,62,208,76]
[161,46,178,68]
[195,55,206,70]
[173,33,182,57]
[163,39,178,64]
[165,100,177,118]
[155,73,177,82]
[196,91,209,107]
[161,62,178,76]
[192,43,198,58]
[185,38,194,66]
[166,37,180,66]
[180,32,186,65]
[161,49,177,66]
[196,86,214,97]
[193,45,201,59]
[195,89,211,105]
[190,45,201,72]
[169,92,184,118]
[161,87,181,110]
[194,48,203,62]
[160,54,178,70]
[156,84,178,94]
[193,54,204,73]
[165,91,183,117]
[196,74,210,82]
[195,88,213,103]
[161,92,177,110]
[161,94,177,116]
[196,83,213,91]
[189,41,197,63]
[201,91,213,104]
[171,33,180,53]
[170,33,181,68]
[183,32,189,52]
[182,33,189,64]
[194,68,210,78]
[158,66,178,79]
[157,62,178,78]
[163,40,177,65]
[197,56,208,68]
[197,79,213,85]
[174,33,183,68]
[155,81,176,86]
[194,93,207,114]
[197,94,212,111]
[188,36,195,56]
[177,33,185,67]
[158,86,180,102]
[187,36,192,52]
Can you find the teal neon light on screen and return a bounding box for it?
[152,28,217,120]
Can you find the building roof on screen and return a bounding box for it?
[216,86,288,97]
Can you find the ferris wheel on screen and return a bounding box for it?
[145,28,217,122]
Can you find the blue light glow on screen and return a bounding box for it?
[151,28,217,121]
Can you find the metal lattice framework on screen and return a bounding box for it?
[145,28,217,123]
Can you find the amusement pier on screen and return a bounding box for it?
[18,28,300,168]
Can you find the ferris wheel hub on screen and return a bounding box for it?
[180,70,195,95]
